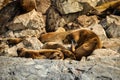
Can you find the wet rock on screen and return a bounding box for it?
[6,9,46,38]
[36,0,51,14]
[0,55,120,80]
[51,0,83,14]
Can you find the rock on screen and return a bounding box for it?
[0,0,12,9]
[0,55,120,80]
[6,9,46,38]
[87,49,119,60]
[52,0,83,14]
[106,15,120,25]
[36,0,51,14]
[80,0,99,7]
[99,15,120,38]
[22,37,43,50]
[100,15,120,38]
[102,38,120,53]
[100,15,120,30]
[77,15,99,28]
[3,37,43,57]
[106,22,120,38]
[46,6,66,32]
[0,1,22,34]
[77,15,107,40]
[3,42,24,57]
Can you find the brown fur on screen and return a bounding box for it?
[17,29,101,60]
[64,29,101,60]
[7,38,23,45]
[20,0,36,12]
[39,31,71,43]
[17,48,64,59]
[40,29,101,60]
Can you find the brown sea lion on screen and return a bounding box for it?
[63,29,101,60]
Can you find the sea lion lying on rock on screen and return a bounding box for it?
[40,29,101,60]
[17,48,64,59]
[11,29,101,60]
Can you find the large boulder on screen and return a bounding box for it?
[51,0,83,14]
[106,22,120,38]
[0,54,120,80]
[88,49,119,60]
[6,9,46,38]
[36,0,51,14]
[102,38,120,53]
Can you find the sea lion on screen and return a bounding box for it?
[63,29,101,60]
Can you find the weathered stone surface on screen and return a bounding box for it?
[52,0,83,14]
[0,55,120,80]
[46,6,66,32]
[106,15,120,38]
[101,15,120,30]
[22,37,43,50]
[0,0,12,9]
[36,0,51,14]
[88,49,119,60]
[102,38,120,53]
[77,15,99,28]
[80,0,99,7]
[106,15,120,25]
[6,9,46,38]
[106,22,120,38]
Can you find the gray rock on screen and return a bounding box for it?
[106,22,120,38]
[106,15,120,25]
[52,0,83,14]
[87,49,119,60]
[22,37,43,50]
[36,0,51,14]
[80,0,100,7]
[6,10,46,38]
[102,38,120,53]
[0,55,120,80]
[46,6,67,32]
[104,15,120,38]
